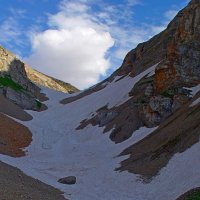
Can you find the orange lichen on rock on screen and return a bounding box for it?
[0,113,32,157]
[147,104,154,113]
[177,23,187,40]
[154,62,178,94]
[154,68,169,93]
[167,41,178,60]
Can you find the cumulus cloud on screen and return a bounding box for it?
[26,0,149,89]
[26,0,183,89]
[26,1,114,89]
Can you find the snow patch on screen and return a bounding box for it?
[184,84,200,97]
[1,64,200,200]
[190,97,200,107]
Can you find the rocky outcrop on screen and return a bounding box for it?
[117,93,200,179]
[77,101,142,143]
[0,46,46,110]
[0,94,32,121]
[5,87,38,110]
[154,0,200,93]
[0,47,40,95]
[0,46,78,111]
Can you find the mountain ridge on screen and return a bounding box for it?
[25,64,79,94]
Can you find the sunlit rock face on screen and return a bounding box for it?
[0,47,42,110]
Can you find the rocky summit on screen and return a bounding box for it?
[1,0,200,200]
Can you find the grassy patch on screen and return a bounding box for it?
[36,100,42,109]
[0,75,23,91]
[161,87,179,98]
[136,76,154,87]
[135,96,149,105]
[161,90,174,98]
[185,190,200,200]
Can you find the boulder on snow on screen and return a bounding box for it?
[58,176,76,185]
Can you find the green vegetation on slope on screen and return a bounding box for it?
[0,75,23,91]
[0,75,43,109]
[36,100,42,109]
[185,191,200,200]
[177,188,200,200]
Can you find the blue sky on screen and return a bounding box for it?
[0,0,189,89]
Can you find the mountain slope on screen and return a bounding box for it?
[0,0,200,200]
[25,65,79,93]
[0,161,66,200]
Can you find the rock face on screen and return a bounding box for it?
[0,47,43,110]
[5,87,38,110]
[117,95,200,179]
[0,47,40,95]
[115,0,200,81]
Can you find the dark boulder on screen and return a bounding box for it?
[58,176,76,185]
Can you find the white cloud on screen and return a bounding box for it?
[164,9,178,21]
[126,0,142,6]
[26,0,149,89]
[26,1,114,89]
[0,8,28,56]
[25,0,184,89]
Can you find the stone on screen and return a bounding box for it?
[145,85,153,96]
[58,176,76,185]
[97,111,118,127]
[0,47,43,110]
[5,87,37,110]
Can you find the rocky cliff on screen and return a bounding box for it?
[0,46,43,110]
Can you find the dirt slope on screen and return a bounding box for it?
[0,161,67,200]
